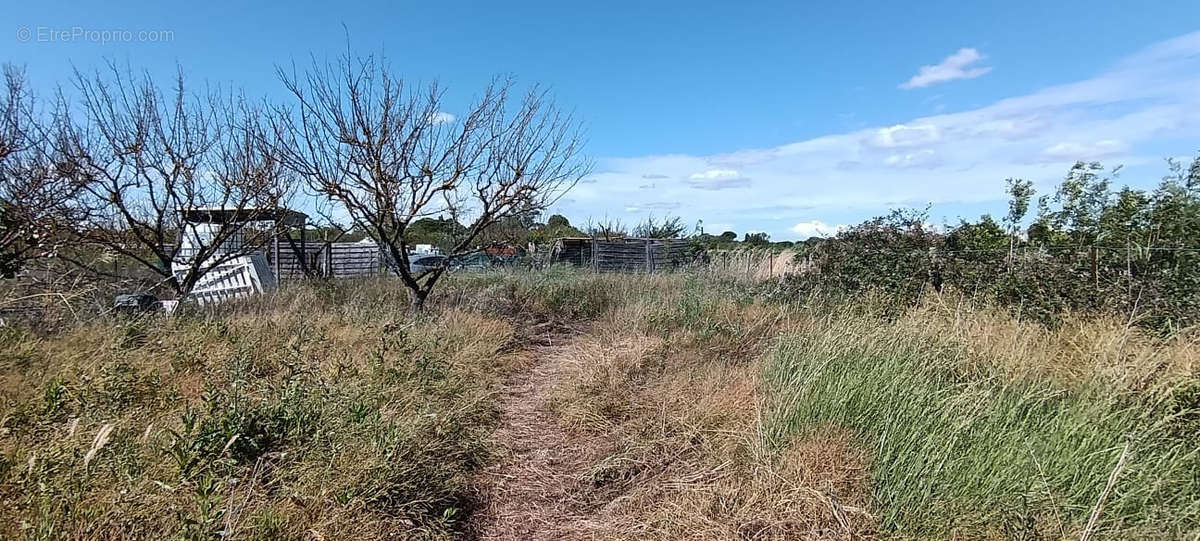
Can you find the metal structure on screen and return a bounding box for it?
[173,207,307,305]
[549,237,694,272]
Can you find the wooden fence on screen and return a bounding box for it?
[267,239,389,280]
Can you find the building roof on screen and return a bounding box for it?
[178,207,308,226]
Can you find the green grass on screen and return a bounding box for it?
[764,311,1200,538]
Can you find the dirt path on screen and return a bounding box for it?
[472,327,601,540]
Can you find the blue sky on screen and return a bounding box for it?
[5,1,1200,239]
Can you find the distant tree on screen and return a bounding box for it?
[633,215,686,238]
[1099,187,1151,252]
[528,214,585,245]
[1003,178,1034,261]
[1028,194,1059,247]
[546,214,570,228]
[277,52,589,309]
[584,217,626,240]
[719,231,737,242]
[744,231,770,246]
[1052,161,1113,246]
[407,216,467,252]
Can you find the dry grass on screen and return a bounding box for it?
[539,280,875,540]
[3,269,1195,539]
[491,270,1197,539]
[908,292,1200,390]
[701,249,805,282]
[0,280,525,539]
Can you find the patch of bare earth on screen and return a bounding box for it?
[472,327,603,540]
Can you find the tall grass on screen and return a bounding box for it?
[0,280,523,539]
[3,268,1195,539]
[765,301,1200,538]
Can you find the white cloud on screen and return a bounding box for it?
[703,223,735,234]
[430,111,456,124]
[901,48,993,89]
[869,124,941,148]
[558,32,1200,240]
[686,169,752,190]
[884,149,941,169]
[1040,140,1128,162]
[791,220,846,238]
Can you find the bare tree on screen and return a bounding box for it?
[55,63,296,298]
[583,216,627,240]
[0,65,80,278]
[276,53,589,309]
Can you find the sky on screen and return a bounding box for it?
[5,1,1200,240]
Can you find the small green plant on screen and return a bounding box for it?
[40,377,68,418]
[348,399,374,423]
[163,405,204,478]
[178,472,226,540]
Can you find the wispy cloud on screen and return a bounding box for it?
[791,220,846,238]
[686,169,752,190]
[430,111,456,124]
[1040,140,1128,162]
[556,32,1200,240]
[900,48,992,89]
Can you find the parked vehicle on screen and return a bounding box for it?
[409,254,447,274]
[450,252,492,271]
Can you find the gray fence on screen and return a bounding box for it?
[268,240,389,280]
[552,237,693,272]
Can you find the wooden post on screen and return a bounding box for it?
[325,242,333,278]
[300,221,307,277]
[645,240,652,273]
[272,231,280,280]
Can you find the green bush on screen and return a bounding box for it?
[786,155,1200,330]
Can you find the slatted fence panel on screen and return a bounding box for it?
[269,241,385,280]
[593,240,649,271]
[330,243,383,278]
[272,243,323,280]
[648,239,692,271]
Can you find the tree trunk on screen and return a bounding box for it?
[410,288,429,311]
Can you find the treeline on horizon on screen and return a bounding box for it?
[1,53,1198,328]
